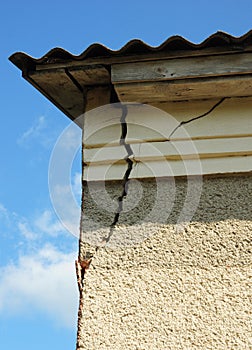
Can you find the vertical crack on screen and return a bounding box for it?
[97,104,134,248]
[76,94,133,349]
[76,95,230,349]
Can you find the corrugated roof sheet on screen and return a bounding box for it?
[9,30,252,72]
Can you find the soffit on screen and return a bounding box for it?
[9,30,252,123]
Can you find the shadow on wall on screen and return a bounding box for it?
[82,176,252,268]
[83,175,252,227]
[80,174,252,267]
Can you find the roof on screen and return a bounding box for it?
[9,30,252,70]
[9,30,252,124]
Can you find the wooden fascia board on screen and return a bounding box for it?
[114,75,252,103]
[111,51,252,102]
[111,52,252,84]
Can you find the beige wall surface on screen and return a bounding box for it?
[78,176,252,350]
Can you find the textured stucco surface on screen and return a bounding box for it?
[78,176,252,349]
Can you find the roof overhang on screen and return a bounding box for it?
[9,30,252,126]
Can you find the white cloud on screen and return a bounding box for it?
[34,210,65,236]
[0,245,78,328]
[17,116,46,145]
[18,221,38,240]
[16,115,62,150]
[0,202,8,215]
[0,203,9,224]
[47,120,82,238]
[57,127,81,151]
[49,182,81,238]
[72,172,82,200]
[13,209,68,240]
[0,184,80,243]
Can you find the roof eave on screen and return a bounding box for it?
[9,30,252,123]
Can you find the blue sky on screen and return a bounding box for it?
[1,1,252,349]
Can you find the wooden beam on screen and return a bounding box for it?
[28,69,84,121]
[84,85,112,112]
[114,75,252,102]
[68,65,110,86]
[112,53,252,83]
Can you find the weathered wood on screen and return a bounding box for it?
[114,75,252,102]
[68,65,110,86]
[29,69,84,121]
[84,85,112,112]
[112,53,252,83]
[29,67,111,125]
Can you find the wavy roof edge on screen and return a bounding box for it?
[9,30,252,72]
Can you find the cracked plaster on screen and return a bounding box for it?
[76,98,252,350]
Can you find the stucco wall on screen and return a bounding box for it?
[78,175,252,349]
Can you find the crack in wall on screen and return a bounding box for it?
[75,103,134,299]
[75,96,231,350]
[79,97,228,259]
[168,97,227,139]
[76,95,235,350]
[97,104,134,249]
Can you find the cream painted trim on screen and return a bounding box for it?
[84,155,252,181]
[83,97,252,180]
[84,137,252,165]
